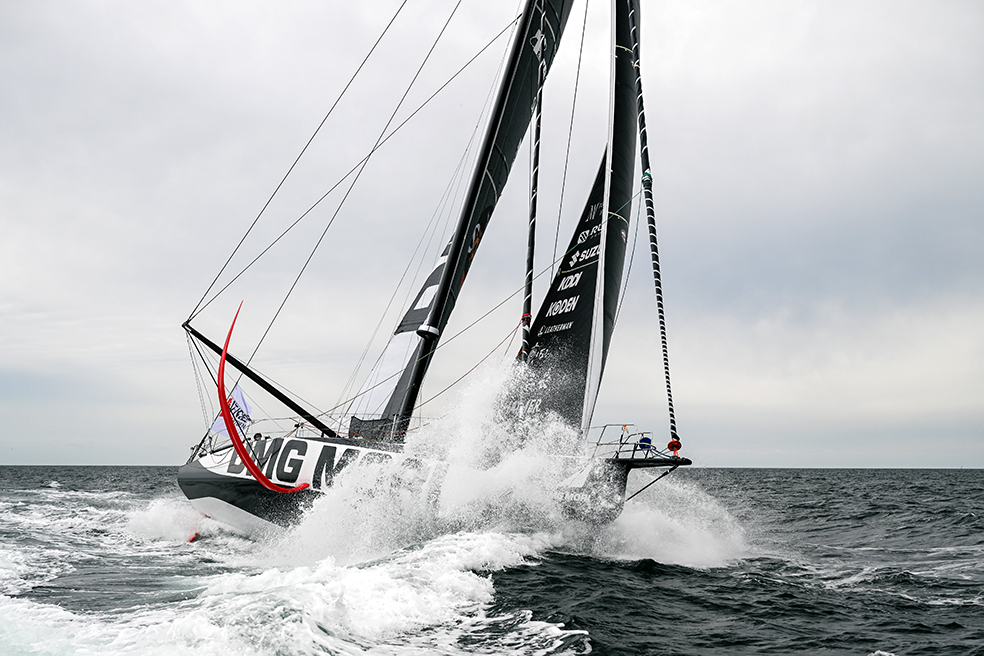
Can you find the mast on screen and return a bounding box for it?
[521,3,549,362]
[393,0,575,425]
[626,0,680,445]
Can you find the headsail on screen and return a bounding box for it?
[349,0,577,437]
[522,0,638,432]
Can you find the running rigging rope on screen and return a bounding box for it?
[551,0,591,280]
[627,2,680,448]
[319,188,644,418]
[338,19,520,414]
[186,9,534,431]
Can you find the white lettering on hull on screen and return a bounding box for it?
[199,438,443,498]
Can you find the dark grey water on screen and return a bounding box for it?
[1,466,981,655]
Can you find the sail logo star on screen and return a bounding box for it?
[568,244,601,268]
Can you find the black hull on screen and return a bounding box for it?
[177,460,317,529]
[177,438,690,532]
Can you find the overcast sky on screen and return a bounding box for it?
[1,0,981,467]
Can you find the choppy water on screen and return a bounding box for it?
[1,466,981,655]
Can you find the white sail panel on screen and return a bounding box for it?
[349,331,420,419]
[347,243,450,436]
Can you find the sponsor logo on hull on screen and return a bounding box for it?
[197,438,442,495]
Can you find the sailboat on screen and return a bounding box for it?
[178,0,690,534]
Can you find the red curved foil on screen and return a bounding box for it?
[218,303,309,494]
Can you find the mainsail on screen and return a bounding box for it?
[522,0,638,433]
[349,0,576,438]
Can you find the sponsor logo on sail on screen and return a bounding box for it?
[557,272,582,291]
[545,296,578,317]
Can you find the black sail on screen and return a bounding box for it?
[351,0,576,436]
[522,0,638,432]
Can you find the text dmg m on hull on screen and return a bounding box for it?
[178,0,689,534]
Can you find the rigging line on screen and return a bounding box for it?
[319,187,644,416]
[628,1,678,442]
[245,0,466,366]
[402,33,506,319]
[190,336,218,389]
[192,15,523,319]
[189,0,411,320]
[187,333,212,426]
[624,465,678,502]
[551,0,591,280]
[238,387,295,436]
[190,331,336,426]
[322,270,528,415]
[614,176,643,324]
[417,320,522,408]
[337,144,474,412]
[419,187,642,358]
[370,47,507,359]
[342,40,500,409]
[398,30,518,387]
[502,316,521,360]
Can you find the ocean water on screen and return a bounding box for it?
[0,466,981,655]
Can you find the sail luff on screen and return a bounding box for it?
[580,0,620,433]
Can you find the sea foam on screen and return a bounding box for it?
[284,359,745,572]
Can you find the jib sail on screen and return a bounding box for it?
[522,0,638,433]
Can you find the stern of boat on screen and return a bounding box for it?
[558,424,691,524]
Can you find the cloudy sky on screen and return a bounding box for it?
[1,0,981,467]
